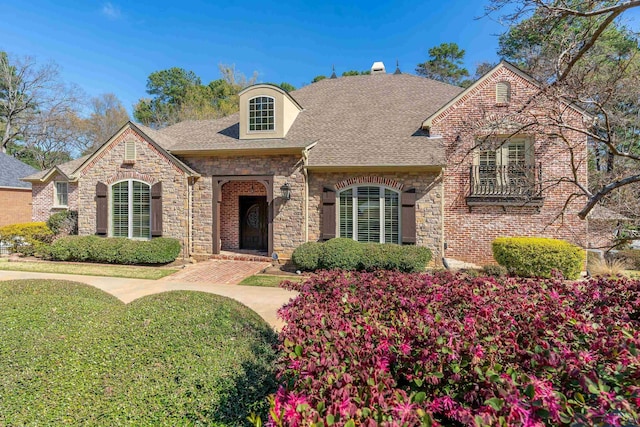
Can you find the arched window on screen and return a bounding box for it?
[112,180,151,239]
[496,81,511,104]
[338,186,400,244]
[248,96,275,131]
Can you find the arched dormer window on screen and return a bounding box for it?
[248,96,275,131]
[111,180,151,239]
[337,185,400,244]
[496,81,511,104]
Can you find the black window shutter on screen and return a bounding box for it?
[321,188,336,240]
[401,189,417,244]
[151,182,163,237]
[96,182,108,235]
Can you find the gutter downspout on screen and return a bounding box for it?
[302,148,310,242]
[188,177,194,258]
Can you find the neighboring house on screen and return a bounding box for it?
[23,61,589,265]
[0,152,37,227]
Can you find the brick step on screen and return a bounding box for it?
[210,252,273,263]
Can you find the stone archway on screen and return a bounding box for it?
[212,176,274,255]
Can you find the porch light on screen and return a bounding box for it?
[280,182,291,200]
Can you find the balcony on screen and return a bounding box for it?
[466,164,544,207]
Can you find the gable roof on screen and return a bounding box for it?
[0,152,37,189]
[422,60,589,130]
[161,73,463,167]
[23,122,199,183]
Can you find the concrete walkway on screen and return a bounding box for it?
[0,270,297,330]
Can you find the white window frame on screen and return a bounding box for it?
[248,96,275,132]
[53,181,68,208]
[109,179,151,240]
[474,136,535,194]
[337,185,401,244]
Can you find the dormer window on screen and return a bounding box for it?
[496,81,511,104]
[248,96,275,131]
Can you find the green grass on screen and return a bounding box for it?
[0,260,177,279]
[0,280,278,426]
[238,273,303,287]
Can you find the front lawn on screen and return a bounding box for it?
[238,273,303,287]
[0,280,278,426]
[0,259,177,279]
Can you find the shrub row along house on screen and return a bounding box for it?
[23,61,590,265]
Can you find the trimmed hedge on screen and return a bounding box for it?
[0,222,53,256]
[46,210,78,236]
[291,242,322,271]
[48,236,181,265]
[492,236,585,279]
[291,238,432,273]
[319,238,364,270]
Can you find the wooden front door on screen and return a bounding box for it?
[239,196,268,251]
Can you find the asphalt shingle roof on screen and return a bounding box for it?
[160,73,463,166]
[0,152,37,189]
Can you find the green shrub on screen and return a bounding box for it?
[291,241,323,271]
[0,222,53,256]
[319,238,365,270]
[292,240,432,272]
[46,210,78,235]
[49,236,181,265]
[482,264,508,277]
[492,237,585,279]
[360,243,432,272]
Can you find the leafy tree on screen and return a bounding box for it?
[460,62,498,88]
[134,64,256,128]
[278,82,296,92]
[416,42,470,86]
[485,0,640,219]
[341,70,371,76]
[311,75,327,83]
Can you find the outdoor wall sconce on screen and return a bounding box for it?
[280,182,291,200]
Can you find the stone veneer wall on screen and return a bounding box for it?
[76,128,189,252]
[430,66,589,265]
[220,181,267,250]
[181,154,305,258]
[31,173,78,222]
[308,172,444,262]
[0,188,33,226]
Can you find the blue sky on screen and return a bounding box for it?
[3,1,637,116]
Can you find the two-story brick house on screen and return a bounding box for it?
[23,61,589,265]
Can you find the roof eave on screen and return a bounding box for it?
[305,164,445,172]
[170,145,314,157]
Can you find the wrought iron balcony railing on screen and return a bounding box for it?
[467,164,543,207]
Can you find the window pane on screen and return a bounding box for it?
[112,182,129,237]
[132,181,150,238]
[384,189,399,244]
[56,182,68,206]
[249,96,275,131]
[339,189,353,239]
[357,187,380,243]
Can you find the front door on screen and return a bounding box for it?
[239,196,268,251]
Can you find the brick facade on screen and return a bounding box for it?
[0,188,33,226]
[220,180,267,250]
[76,128,190,252]
[431,66,589,265]
[31,174,78,222]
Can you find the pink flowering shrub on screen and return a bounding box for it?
[272,270,640,426]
